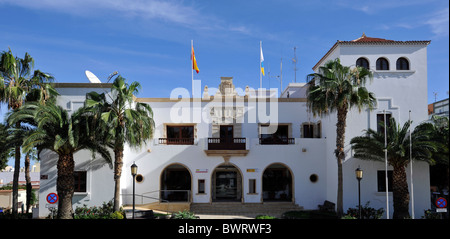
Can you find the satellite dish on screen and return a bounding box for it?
[85,70,102,83]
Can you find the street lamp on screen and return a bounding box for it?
[355,166,363,219]
[131,162,138,219]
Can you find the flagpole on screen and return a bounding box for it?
[384,109,390,219]
[260,41,262,89]
[409,110,415,219]
[191,40,194,98]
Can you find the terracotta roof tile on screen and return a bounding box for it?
[312,34,431,70]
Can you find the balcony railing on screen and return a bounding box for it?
[259,137,295,145]
[207,138,246,150]
[158,138,194,145]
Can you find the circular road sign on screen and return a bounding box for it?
[436,197,447,208]
[46,193,58,204]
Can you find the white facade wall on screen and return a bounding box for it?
[120,99,327,210]
[38,39,432,219]
[39,84,115,218]
[315,42,430,218]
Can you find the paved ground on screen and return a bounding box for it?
[195,213,254,219]
[124,206,264,219]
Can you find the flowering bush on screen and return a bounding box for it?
[344,201,384,219]
[74,200,124,219]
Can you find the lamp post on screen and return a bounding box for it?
[131,162,138,219]
[355,167,363,219]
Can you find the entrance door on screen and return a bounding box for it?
[212,165,242,202]
[215,171,237,200]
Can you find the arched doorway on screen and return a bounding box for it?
[211,164,242,202]
[262,163,293,202]
[160,164,191,202]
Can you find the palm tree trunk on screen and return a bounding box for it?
[113,147,124,212]
[335,105,348,217]
[392,163,410,219]
[57,153,75,219]
[25,153,32,213]
[12,144,20,218]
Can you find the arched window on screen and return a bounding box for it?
[262,163,293,202]
[160,164,191,201]
[356,57,369,69]
[376,58,389,70]
[396,57,409,70]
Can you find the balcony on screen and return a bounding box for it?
[208,138,246,150]
[158,138,194,145]
[204,138,249,157]
[259,137,295,145]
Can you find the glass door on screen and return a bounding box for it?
[215,171,237,200]
[220,125,233,143]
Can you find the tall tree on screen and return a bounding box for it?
[8,102,112,219]
[350,118,439,218]
[85,75,154,212]
[425,115,449,196]
[306,58,376,216]
[0,123,9,170]
[0,48,54,217]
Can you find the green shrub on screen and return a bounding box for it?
[422,209,441,219]
[344,201,384,219]
[255,215,277,219]
[172,210,198,219]
[73,200,124,219]
[282,211,310,219]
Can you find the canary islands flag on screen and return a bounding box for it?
[260,45,265,76]
[191,45,199,74]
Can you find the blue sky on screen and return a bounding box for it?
[1,0,448,102]
[0,0,448,167]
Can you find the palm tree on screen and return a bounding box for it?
[8,102,112,218]
[350,118,438,218]
[0,48,54,216]
[424,115,449,196]
[0,123,9,170]
[306,58,376,216]
[85,75,154,212]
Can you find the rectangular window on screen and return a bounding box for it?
[198,179,205,194]
[165,125,194,144]
[74,171,87,193]
[249,179,256,194]
[303,124,314,138]
[377,170,393,192]
[260,125,291,144]
[377,113,392,134]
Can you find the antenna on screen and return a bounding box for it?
[433,92,438,102]
[280,57,283,95]
[292,46,298,83]
[85,70,102,83]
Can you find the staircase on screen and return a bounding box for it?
[190,202,303,218]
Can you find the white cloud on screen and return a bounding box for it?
[425,7,449,38]
[335,0,439,15]
[0,0,200,26]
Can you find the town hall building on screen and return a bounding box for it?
[38,34,432,218]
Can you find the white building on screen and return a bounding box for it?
[38,35,432,218]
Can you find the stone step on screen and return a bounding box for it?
[190,202,303,217]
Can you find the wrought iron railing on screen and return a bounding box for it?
[158,138,194,145]
[207,138,246,150]
[259,137,295,145]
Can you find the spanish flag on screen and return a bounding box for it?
[191,45,200,74]
[260,45,265,76]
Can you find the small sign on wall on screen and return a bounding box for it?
[196,169,208,173]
